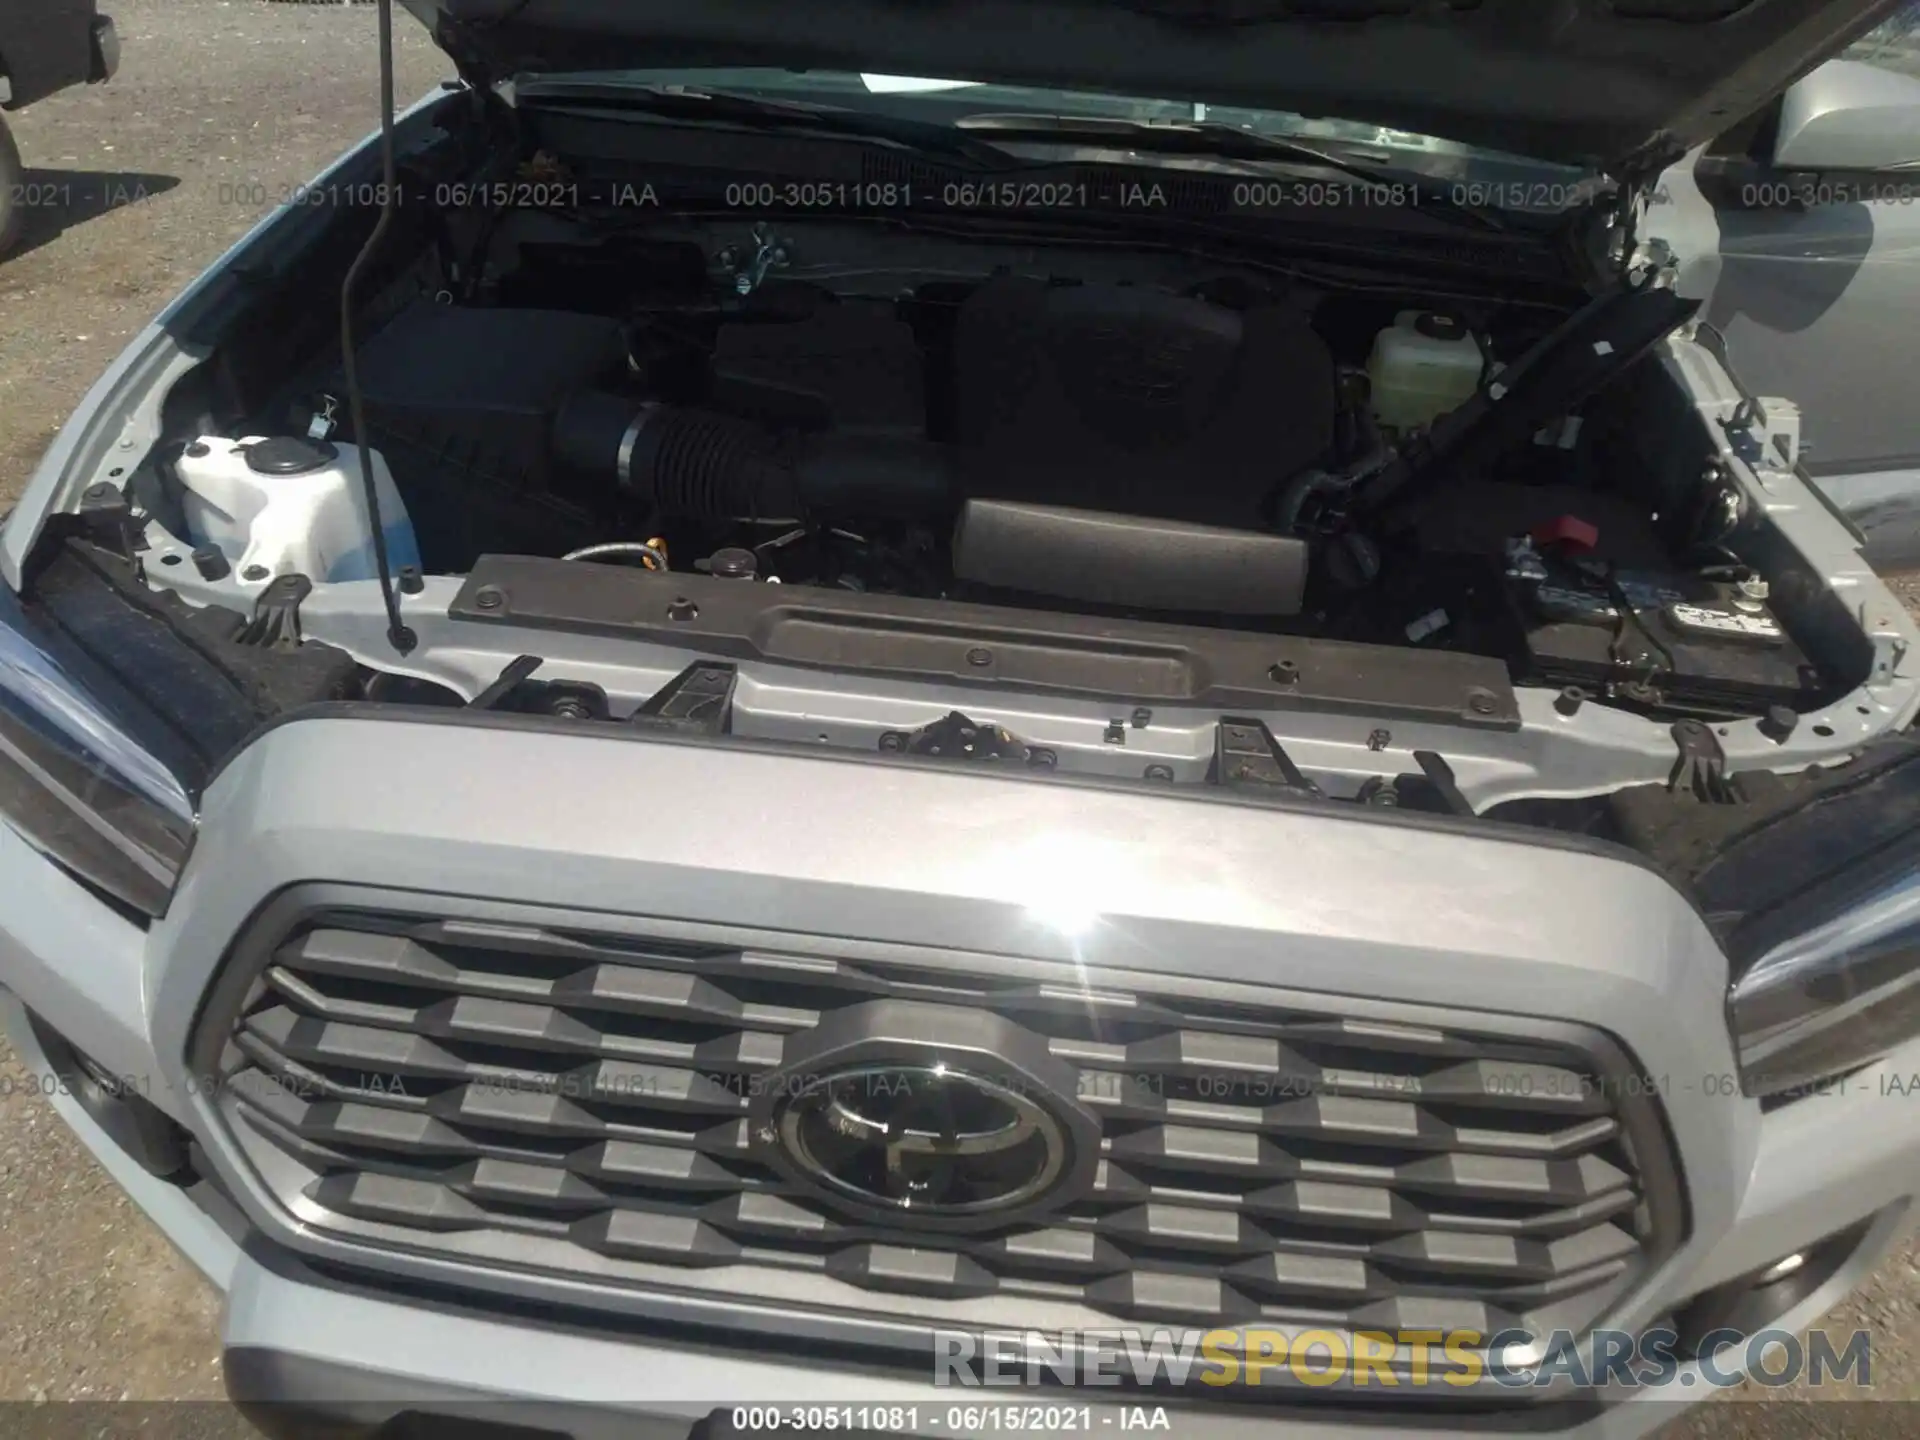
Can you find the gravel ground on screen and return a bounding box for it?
[0,3,1917,1432]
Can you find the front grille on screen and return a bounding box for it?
[203,903,1677,1358]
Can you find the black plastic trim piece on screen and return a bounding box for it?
[448,554,1522,728]
[628,661,736,735]
[469,654,545,711]
[21,536,357,786]
[1413,750,1475,816]
[952,499,1310,616]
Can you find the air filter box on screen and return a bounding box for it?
[335,303,629,564]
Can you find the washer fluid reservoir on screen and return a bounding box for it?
[175,434,421,584]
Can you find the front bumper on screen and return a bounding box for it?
[3,712,1917,1437]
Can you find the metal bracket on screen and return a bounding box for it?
[1669,719,1737,803]
[1626,235,1678,291]
[466,656,613,721]
[529,679,611,721]
[468,654,543,710]
[1723,395,1801,472]
[719,223,790,298]
[77,482,140,563]
[307,393,341,442]
[1212,718,1322,796]
[1411,751,1474,816]
[235,574,312,650]
[887,711,1034,765]
[629,662,738,735]
[1752,396,1802,471]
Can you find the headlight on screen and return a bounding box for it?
[1730,860,1920,1099]
[0,581,194,918]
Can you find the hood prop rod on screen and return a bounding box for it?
[339,0,416,656]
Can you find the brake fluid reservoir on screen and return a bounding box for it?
[175,435,421,584]
[1366,311,1485,433]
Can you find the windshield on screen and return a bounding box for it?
[521,68,1602,213]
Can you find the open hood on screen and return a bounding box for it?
[406,0,1904,174]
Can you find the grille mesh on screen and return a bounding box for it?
[210,910,1666,1344]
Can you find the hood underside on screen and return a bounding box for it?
[409,0,1903,172]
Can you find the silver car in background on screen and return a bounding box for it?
[1665,10,1920,568]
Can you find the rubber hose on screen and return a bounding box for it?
[553,392,952,520]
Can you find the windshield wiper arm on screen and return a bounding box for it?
[513,81,1024,171]
[952,113,1509,230]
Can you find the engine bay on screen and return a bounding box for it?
[51,157,1906,824]
[168,210,1824,726]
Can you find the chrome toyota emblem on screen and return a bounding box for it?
[776,1065,1069,1217]
[750,1000,1101,1231]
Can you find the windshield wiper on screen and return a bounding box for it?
[952,113,1510,230]
[512,80,1024,172]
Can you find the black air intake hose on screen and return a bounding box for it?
[552,390,951,520]
[553,392,801,517]
[792,431,954,517]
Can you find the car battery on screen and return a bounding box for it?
[1503,545,1818,713]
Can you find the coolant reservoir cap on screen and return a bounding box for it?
[243,435,338,476]
[1413,312,1467,341]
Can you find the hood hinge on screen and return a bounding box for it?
[451,53,495,96]
[426,6,496,95]
[1602,143,1685,287]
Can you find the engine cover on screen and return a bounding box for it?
[953,277,1335,528]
